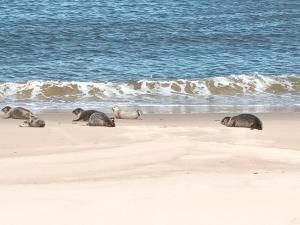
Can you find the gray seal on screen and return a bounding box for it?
[112,106,143,119]
[221,114,263,130]
[87,112,115,127]
[19,115,46,128]
[1,106,33,119]
[72,108,99,121]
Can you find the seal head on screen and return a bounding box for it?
[221,117,231,126]
[1,106,12,114]
[72,108,84,116]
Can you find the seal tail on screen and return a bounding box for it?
[136,110,143,118]
[38,120,46,127]
[257,120,263,130]
[136,109,143,116]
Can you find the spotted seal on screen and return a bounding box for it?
[112,106,143,119]
[87,112,115,127]
[221,114,263,130]
[19,115,46,128]
[1,106,33,119]
[72,108,99,121]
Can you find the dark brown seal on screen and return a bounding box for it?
[72,108,99,121]
[221,114,263,130]
[1,106,33,119]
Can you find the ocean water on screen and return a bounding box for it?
[0,0,299,113]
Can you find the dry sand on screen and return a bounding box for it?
[0,112,299,225]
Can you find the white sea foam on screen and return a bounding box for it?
[0,75,299,101]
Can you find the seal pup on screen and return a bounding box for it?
[72,108,99,121]
[87,112,115,127]
[19,115,46,128]
[221,114,263,130]
[1,106,33,119]
[112,106,143,119]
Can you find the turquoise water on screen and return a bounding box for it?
[0,0,299,112]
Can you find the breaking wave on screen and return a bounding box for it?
[0,74,299,101]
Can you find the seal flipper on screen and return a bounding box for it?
[136,110,143,119]
[73,115,82,122]
[19,120,29,127]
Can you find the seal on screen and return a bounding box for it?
[1,106,33,119]
[72,108,99,121]
[87,112,115,127]
[221,114,263,130]
[19,115,46,128]
[112,106,143,119]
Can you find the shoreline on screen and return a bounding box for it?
[2,104,300,114]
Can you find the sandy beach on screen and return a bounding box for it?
[0,112,300,225]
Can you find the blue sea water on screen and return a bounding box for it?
[0,0,299,112]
